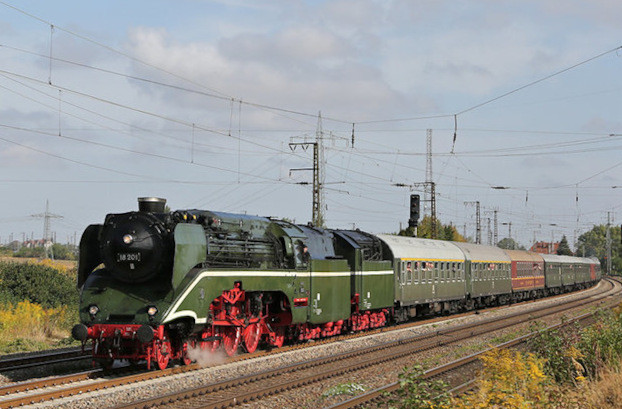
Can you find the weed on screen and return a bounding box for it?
[388,365,452,409]
[453,348,550,408]
[322,382,365,398]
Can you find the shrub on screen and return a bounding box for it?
[578,309,622,378]
[453,348,550,409]
[528,321,584,384]
[0,261,78,308]
[389,365,452,409]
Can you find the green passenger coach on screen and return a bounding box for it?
[377,234,467,318]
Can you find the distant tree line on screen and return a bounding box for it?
[0,243,77,260]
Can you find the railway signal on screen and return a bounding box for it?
[409,194,420,228]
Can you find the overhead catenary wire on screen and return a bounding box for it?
[1,1,620,245]
[2,0,619,135]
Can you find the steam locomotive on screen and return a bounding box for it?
[72,197,601,369]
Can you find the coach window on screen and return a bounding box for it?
[400,261,406,284]
[415,262,421,283]
[414,262,420,283]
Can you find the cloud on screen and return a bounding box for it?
[124,26,415,123]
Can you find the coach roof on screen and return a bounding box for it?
[376,234,465,261]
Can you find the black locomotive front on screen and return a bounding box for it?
[77,197,174,287]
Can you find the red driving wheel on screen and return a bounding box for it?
[155,338,172,370]
[243,322,261,353]
[223,326,242,356]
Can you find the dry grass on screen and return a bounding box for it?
[0,256,76,269]
[0,257,76,278]
[558,368,622,409]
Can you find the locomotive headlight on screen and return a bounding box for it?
[122,234,134,245]
[88,304,100,316]
[147,306,158,317]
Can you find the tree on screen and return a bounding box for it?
[497,237,525,250]
[556,235,573,256]
[398,216,466,242]
[577,225,620,273]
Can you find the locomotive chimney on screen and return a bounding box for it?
[138,197,167,213]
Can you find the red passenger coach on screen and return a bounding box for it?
[505,250,545,301]
[590,263,600,281]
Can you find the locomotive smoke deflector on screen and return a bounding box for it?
[138,197,166,213]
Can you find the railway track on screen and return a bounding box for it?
[0,278,616,409]
[0,347,91,373]
[111,278,620,409]
[0,279,597,378]
[325,310,602,409]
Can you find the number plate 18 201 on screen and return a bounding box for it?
[117,253,141,262]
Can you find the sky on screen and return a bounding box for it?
[0,0,621,249]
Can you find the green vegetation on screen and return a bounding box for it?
[11,243,77,260]
[528,320,583,384]
[398,216,466,242]
[0,261,79,353]
[0,261,78,307]
[578,224,621,272]
[389,365,452,409]
[497,237,525,250]
[395,306,622,408]
[454,348,549,409]
[557,235,573,256]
